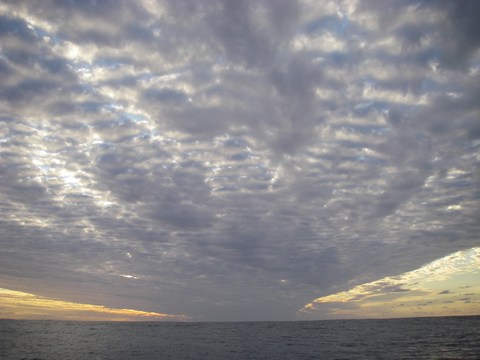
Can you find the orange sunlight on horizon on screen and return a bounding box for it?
[0,288,189,321]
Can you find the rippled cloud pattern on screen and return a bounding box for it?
[1,0,479,320]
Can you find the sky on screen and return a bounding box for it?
[0,0,479,322]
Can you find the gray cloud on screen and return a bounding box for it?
[208,0,300,67]
[0,0,479,321]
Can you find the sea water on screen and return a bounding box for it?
[1,316,479,359]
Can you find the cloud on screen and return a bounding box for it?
[0,288,188,321]
[0,0,479,321]
[300,248,480,319]
[207,0,300,67]
[438,290,452,295]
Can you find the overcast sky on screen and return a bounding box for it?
[1,0,479,321]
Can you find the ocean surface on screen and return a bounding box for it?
[1,316,479,359]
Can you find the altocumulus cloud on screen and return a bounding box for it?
[0,0,479,321]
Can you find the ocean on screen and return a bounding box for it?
[1,316,479,359]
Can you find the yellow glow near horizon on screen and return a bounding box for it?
[0,288,189,321]
[300,247,480,319]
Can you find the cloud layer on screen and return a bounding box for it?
[300,247,480,319]
[1,0,479,320]
[0,288,188,321]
